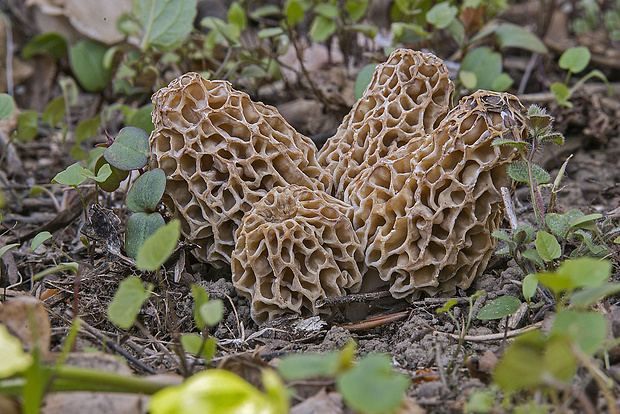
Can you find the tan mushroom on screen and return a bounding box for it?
[346,90,526,299]
[318,49,454,199]
[149,73,332,267]
[231,185,363,323]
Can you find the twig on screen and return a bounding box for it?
[316,290,391,307]
[435,321,543,342]
[340,310,410,331]
[501,187,519,230]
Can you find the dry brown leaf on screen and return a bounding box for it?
[0,295,51,356]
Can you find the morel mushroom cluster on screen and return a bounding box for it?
[149,49,526,323]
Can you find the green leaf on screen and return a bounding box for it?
[52,163,91,186]
[198,299,224,328]
[103,126,150,171]
[559,46,591,73]
[492,229,511,243]
[31,231,52,252]
[522,274,538,301]
[310,15,337,42]
[545,213,568,238]
[459,70,477,90]
[126,169,166,212]
[16,110,39,141]
[531,164,551,184]
[135,219,180,271]
[191,285,210,331]
[75,116,101,143]
[534,231,561,261]
[426,2,457,29]
[539,132,565,146]
[0,243,20,259]
[345,0,368,22]
[285,0,304,26]
[133,0,198,51]
[278,351,341,380]
[345,24,377,39]
[95,157,129,192]
[180,334,217,360]
[522,249,545,268]
[32,262,78,282]
[477,296,521,320]
[126,104,155,133]
[615,235,620,244]
[228,2,247,32]
[493,331,576,391]
[314,3,340,19]
[571,284,620,311]
[107,276,153,329]
[446,19,464,45]
[568,213,602,230]
[552,310,606,355]
[257,27,284,39]
[337,354,410,414]
[460,47,502,91]
[94,163,112,183]
[354,64,377,100]
[436,298,458,313]
[69,40,112,92]
[491,73,513,92]
[508,161,550,185]
[514,225,535,244]
[466,390,496,414]
[494,23,547,54]
[0,93,16,120]
[0,325,33,378]
[557,258,611,288]
[125,212,165,259]
[22,32,67,60]
[550,82,572,107]
[149,369,286,414]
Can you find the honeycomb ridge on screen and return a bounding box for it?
[149,73,333,267]
[232,185,363,323]
[346,90,526,299]
[318,49,454,199]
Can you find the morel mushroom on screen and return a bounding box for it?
[149,73,332,267]
[232,185,363,323]
[346,90,526,299]
[318,49,454,199]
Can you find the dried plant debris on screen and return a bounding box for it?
[318,49,454,199]
[232,185,363,323]
[346,91,525,299]
[149,72,332,267]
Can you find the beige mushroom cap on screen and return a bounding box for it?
[149,73,332,267]
[318,49,454,199]
[346,90,526,299]
[232,185,364,323]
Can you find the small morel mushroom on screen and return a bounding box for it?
[346,90,526,299]
[318,49,454,199]
[232,185,364,323]
[149,73,332,267]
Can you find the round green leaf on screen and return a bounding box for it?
[126,169,166,212]
[52,163,90,187]
[135,219,180,271]
[198,299,224,328]
[95,156,129,192]
[125,212,165,259]
[310,15,337,42]
[286,0,304,26]
[426,2,457,29]
[477,296,522,320]
[534,231,561,261]
[22,32,67,60]
[491,73,514,92]
[133,0,198,51]
[31,231,52,252]
[550,82,571,105]
[277,351,341,381]
[103,126,150,171]
[126,104,155,133]
[354,64,377,100]
[181,334,217,360]
[557,257,611,288]
[494,23,547,54]
[107,276,153,329]
[552,310,607,355]
[559,46,591,73]
[69,40,112,92]
[337,354,410,414]
[0,93,16,121]
[16,110,39,141]
[459,70,477,90]
[460,47,502,91]
[545,213,568,238]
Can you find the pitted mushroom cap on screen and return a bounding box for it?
[149,73,333,267]
[232,185,364,323]
[346,90,526,299]
[318,49,454,199]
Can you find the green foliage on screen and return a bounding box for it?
[125,212,165,259]
[354,64,377,100]
[493,23,547,54]
[94,156,129,192]
[426,3,458,29]
[69,40,112,92]
[133,0,198,51]
[477,296,521,320]
[126,169,166,212]
[459,47,512,91]
[107,276,154,329]
[16,110,39,141]
[22,32,67,61]
[30,232,52,252]
[0,93,15,120]
[180,334,217,360]
[52,162,111,187]
[0,325,33,378]
[0,243,20,259]
[135,219,180,271]
[149,369,289,414]
[103,127,150,171]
